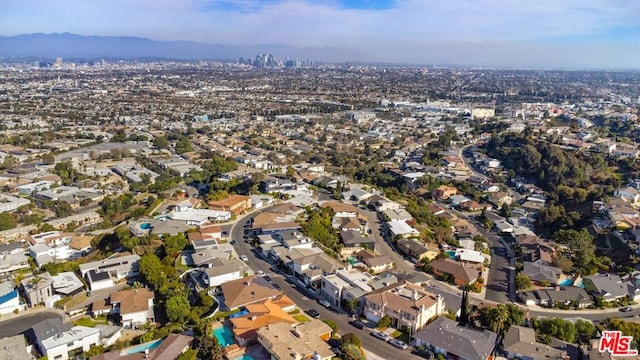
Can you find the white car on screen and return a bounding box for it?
[257,270,265,276]
[240,255,249,261]
[318,299,331,308]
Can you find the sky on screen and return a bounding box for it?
[2,0,640,68]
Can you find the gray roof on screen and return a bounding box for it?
[204,258,250,277]
[583,273,629,300]
[522,262,562,283]
[31,318,72,341]
[340,230,375,246]
[0,335,28,360]
[503,326,566,359]
[413,317,497,360]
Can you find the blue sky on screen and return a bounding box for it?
[2,0,640,68]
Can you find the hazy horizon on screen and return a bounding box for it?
[3,0,640,69]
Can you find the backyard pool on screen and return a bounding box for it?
[124,338,163,355]
[213,326,236,347]
[558,278,573,286]
[140,222,152,230]
[446,251,456,258]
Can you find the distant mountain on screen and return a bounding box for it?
[0,33,368,62]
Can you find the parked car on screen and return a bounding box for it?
[370,331,391,342]
[263,275,272,283]
[307,309,321,318]
[620,306,633,312]
[390,339,408,350]
[318,299,331,308]
[349,320,366,329]
[240,255,248,261]
[257,270,265,276]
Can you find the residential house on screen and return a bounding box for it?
[0,242,29,274]
[79,253,141,290]
[279,247,342,291]
[518,288,593,309]
[21,272,54,306]
[433,185,458,201]
[30,319,100,360]
[522,262,563,286]
[486,191,513,208]
[110,288,155,328]
[90,333,193,360]
[220,275,281,311]
[169,209,232,226]
[208,194,252,215]
[338,217,361,232]
[202,258,252,287]
[256,320,334,360]
[582,273,633,302]
[387,220,419,238]
[339,230,376,256]
[320,202,358,218]
[355,250,394,274]
[320,269,374,309]
[382,208,414,222]
[0,281,21,314]
[428,258,480,287]
[397,238,438,262]
[228,296,297,346]
[412,317,497,360]
[0,335,30,360]
[343,187,374,203]
[29,243,73,267]
[502,326,569,360]
[364,281,445,333]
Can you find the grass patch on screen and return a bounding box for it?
[293,314,309,323]
[210,308,241,321]
[73,317,108,327]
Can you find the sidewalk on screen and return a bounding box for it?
[525,303,640,315]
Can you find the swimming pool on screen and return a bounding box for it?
[229,309,249,318]
[446,251,456,258]
[213,326,236,347]
[558,278,573,286]
[124,338,163,355]
[140,222,152,230]
[234,355,255,360]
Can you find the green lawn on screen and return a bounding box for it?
[73,317,108,327]
[293,314,309,323]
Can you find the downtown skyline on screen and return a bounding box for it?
[2,0,640,69]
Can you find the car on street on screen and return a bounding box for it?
[370,331,391,342]
[307,309,320,318]
[349,320,366,329]
[390,339,408,350]
[620,306,633,312]
[257,270,265,276]
[271,282,281,289]
[263,275,272,283]
[240,255,248,261]
[318,299,331,308]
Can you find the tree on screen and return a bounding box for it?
[153,136,169,149]
[41,152,56,165]
[339,333,362,349]
[165,295,191,322]
[176,349,197,360]
[341,343,367,360]
[532,317,577,343]
[0,212,17,231]
[515,273,531,291]
[346,297,358,314]
[139,254,166,290]
[478,304,524,334]
[459,290,470,326]
[575,319,595,344]
[551,255,574,273]
[377,315,392,328]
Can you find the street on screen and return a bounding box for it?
[0,311,63,338]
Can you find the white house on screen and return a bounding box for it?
[79,254,141,290]
[38,326,100,360]
[0,281,22,314]
[169,209,232,226]
[387,220,420,238]
[110,288,155,328]
[29,243,73,267]
[0,194,30,213]
[202,258,251,287]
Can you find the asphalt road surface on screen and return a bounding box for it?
[0,311,63,338]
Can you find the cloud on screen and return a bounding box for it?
[1,0,640,67]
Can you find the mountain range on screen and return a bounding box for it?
[0,33,369,63]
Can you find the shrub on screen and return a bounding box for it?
[377,315,392,329]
